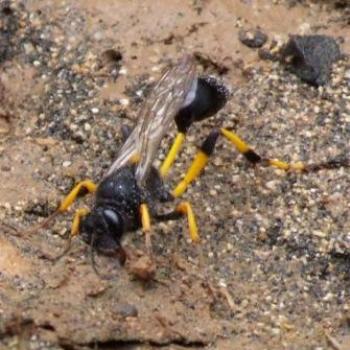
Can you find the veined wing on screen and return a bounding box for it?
[106,55,196,186]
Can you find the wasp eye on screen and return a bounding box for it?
[103,209,123,233]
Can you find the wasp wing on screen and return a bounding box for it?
[106,55,196,186]
[135,56,196,185]
[105,120,142,177]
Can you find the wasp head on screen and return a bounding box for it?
[79,207,124,257]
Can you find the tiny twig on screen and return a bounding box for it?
[325,331,342,350]
[219,286,235,311]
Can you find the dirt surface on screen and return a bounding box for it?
[1,0,350,349]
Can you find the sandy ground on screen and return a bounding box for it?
[0,0,350,349]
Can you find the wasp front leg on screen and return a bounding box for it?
[24,180,97,237]
[54,180,96,251]
[58,180,97,212]
[47,207,90,262]
[71,208,90,236]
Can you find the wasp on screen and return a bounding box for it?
[37,55,348,269]
[53,55,230,264]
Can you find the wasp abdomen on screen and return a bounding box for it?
[175,76,229,133]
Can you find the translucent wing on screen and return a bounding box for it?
[106,55,196,186]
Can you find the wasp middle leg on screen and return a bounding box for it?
[154,201,199,242]
[140,203,152,254]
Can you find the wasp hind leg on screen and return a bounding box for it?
[172,128,350,198]
[220,128,350,172]
[172,130,220,197]
[160,74,230,178]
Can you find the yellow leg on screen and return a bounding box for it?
[140,204,151,232]
[176,202,199,242]
[140,203,152,253]
[172,151,208,197]
[160,132,186,177]
[221,128,350,171]
[220,128,251,154]
[172,128,349,199]
[58,180,97,212]
[268,159,305,171]
[130,152,140,164]
[221,128,307,171]
[71,208,90,236]
[171,128,309,198]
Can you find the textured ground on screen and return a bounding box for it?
[0,0,350,349]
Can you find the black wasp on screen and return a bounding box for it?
[55,55,230,264]
[31,55,349,269]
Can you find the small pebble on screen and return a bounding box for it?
[239,28,268,48]
[119,67,128,75]
[119,98,129,106]
[84,123,91,131]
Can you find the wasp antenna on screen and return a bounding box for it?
[50,235,73,262]
[89,233,114,280]
[23,210,60,236]
[1,221,20,236]
[90,233,100,276]
[90,243,102,278]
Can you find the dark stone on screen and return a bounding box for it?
[281,34,341,86]
[238,28,268,48]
